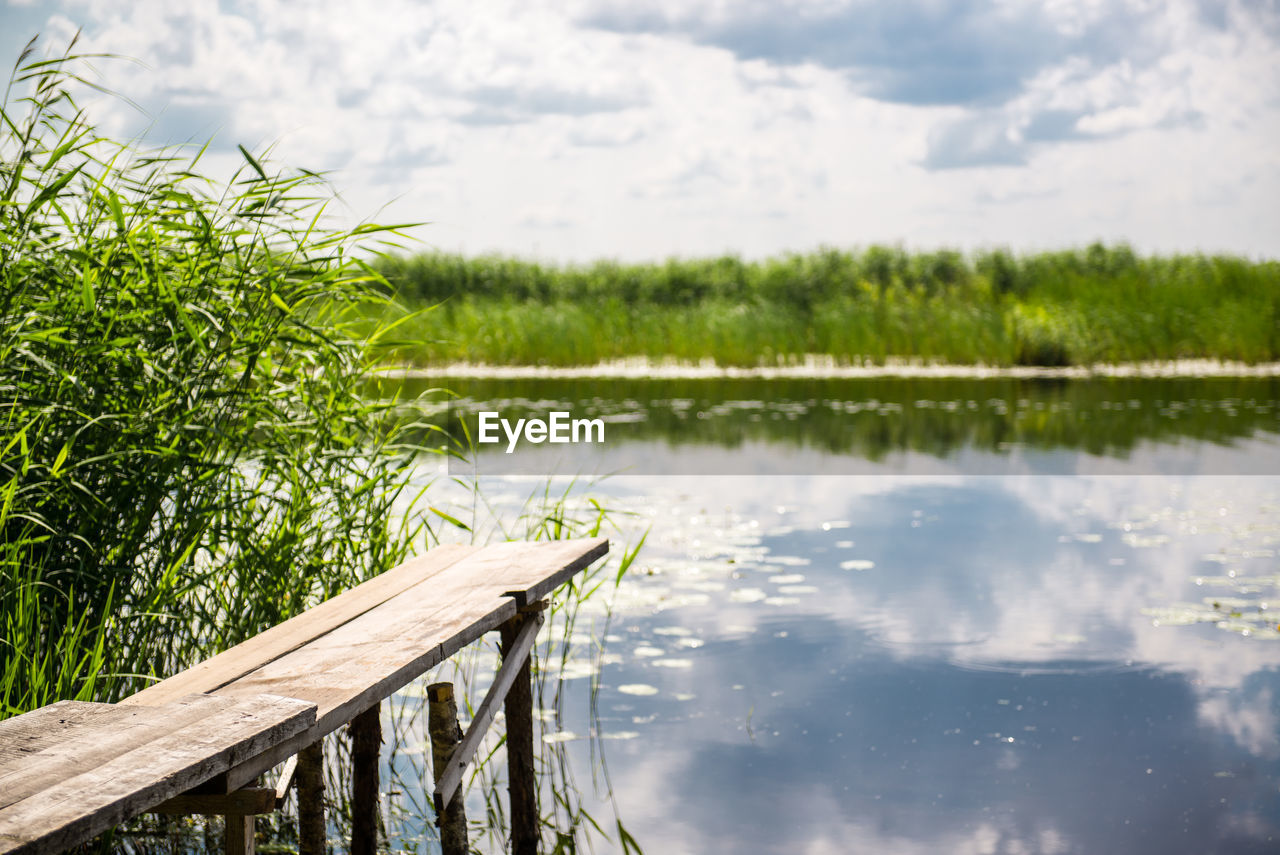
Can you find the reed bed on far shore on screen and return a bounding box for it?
[372,246,1280,367]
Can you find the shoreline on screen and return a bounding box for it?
[373,356,1280,381]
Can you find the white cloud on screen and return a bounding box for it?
[1199,689,1280,758]
[1,0,1276,259]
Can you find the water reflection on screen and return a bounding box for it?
[370,368,1280,852]
[510,474,1280,854]
[380,376,1280,475]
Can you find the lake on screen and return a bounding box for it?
[369,375,1280,854]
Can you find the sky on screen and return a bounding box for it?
[1,0,1278,262]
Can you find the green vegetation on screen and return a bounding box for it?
[0,42,643,852]
[373,246,1280,367]
[0,39,426,716]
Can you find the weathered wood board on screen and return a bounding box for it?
[211,538,608,788]
[0,695,237,809]
[0,702,136,773]
[124,543,479,707]
[218,538,606,721]
[0,694,315,855]
[0,536,608,853]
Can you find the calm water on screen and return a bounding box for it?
[378,377,1280,854]
[388,375,1280,475]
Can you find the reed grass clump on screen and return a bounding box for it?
[1,38,425,715]
[373,245,1280,367]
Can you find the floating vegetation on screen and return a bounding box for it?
[1142,600,1280,638]
[1194,574,1280,594]
[763,555,811,566]
[599,731,641,741]
[681,580,730,592]
[539,660,600,680]
[1123,533,1171,548]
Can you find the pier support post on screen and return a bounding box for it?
[349,703,382,855]
[297,740,325,855]
[500,606,541,855]
[428,683,469,855]
[225,814,254,855]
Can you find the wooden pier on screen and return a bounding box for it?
[0,537,609,855]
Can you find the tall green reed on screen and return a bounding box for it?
[0,36,426,715]
[372,245,1280,367]
[0,33,646,854]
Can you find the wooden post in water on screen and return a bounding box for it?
[428,683,469,855]
[500,606,541,855]
[296,740,325,855]
[349,703,382,855]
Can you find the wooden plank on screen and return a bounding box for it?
[150,788,278,816]
[0,700,109,739]
[0,694,233,810]
[0,694,315,855]
[0,702,137,773]
[213,538,608,789]
[214,584,519,790]
[273,755,298,803]
[434,608,543,813]
[123,544,479,707]
[495,537,608,607]
[222,577,519,722]
[0,538,607,853]
[214,539,600,720]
